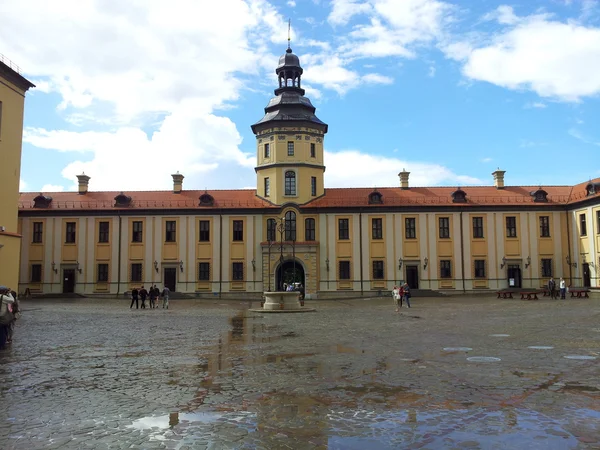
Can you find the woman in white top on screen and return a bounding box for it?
[392,286,400,312]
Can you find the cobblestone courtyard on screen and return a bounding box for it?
[1,295,599,449]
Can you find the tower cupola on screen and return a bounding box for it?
[275,47,304,96]
[251,35,328,206]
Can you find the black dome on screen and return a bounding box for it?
[277,48,301,69]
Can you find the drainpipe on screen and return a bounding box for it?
[219,212,223,298]
[565,209,572,285]
[359,211,364,295]
[117,214,122,296]
[460,211,466,293]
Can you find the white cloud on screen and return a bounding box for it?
[328,0,372,25]
[1,0,287,191]
[482,5,520,25]
[569,128,600,146]
[428,66,436,77]
[19,179,27,192]
[324,150,483,187]
[480,157,493,163]
[24,103,255,191]
[287,0,296,6]
[459,11,600,101]
[524,102,547,109]
[361,73,394,84]
[40,184,65,192]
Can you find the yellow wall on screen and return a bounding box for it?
[255,125,326,205]
[0,67,32,289]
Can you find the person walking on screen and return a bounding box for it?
[0,286,15,348]
[7,289,20,344]
[149,285,157,309]
[548,277,556,299]
[130,287,139,309]
[392,285,400,312]
[559,277,566,300]
[403,282,411,308]
[162,285,170,309]
[139,286,148,309]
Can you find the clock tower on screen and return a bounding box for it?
[252,44,328,205]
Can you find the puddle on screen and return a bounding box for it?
[564,355,597,360]
[527,346,554,350]
[130,411,223,430]
[443,347,473,352]
[467,356,501,362]
[489,334,510,337]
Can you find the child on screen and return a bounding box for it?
[392,285,401,312]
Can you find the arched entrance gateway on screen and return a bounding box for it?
[275,259,305,292]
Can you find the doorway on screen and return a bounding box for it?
[275,259,305,291]
[63,269,76,293]
[507,264,522,288]
[164,268,177,292]
[582,263,591,288]
[405,265,419,289]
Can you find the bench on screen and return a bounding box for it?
[569,288,590,299]
[520,290,543,300]
[497,290,513,299]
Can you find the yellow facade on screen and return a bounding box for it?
[13,45,600,298]
[0,59,34,290]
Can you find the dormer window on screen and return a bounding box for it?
[531,188,548,203]
[368,191,383,204]
[586,183,599,196]
[199,193,214,206]
[114,192,132,207]
[451,189,467,203]
[33,194,52,208]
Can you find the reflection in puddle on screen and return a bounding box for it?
[128,406,592,448]
[467,356,501,362]
[130,411,222,430]
[564,355,597,360]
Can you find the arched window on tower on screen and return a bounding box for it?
[266,218,277,242]
[285,171,296,196]
[285,211,296,241]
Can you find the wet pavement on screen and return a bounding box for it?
[0,295,599,449]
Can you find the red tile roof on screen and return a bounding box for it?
[17,178,599,211]
[19,189,275,211]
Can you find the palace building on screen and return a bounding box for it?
[0,56,35,291]
[16,46,600,297]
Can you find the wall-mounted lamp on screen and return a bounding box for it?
[154,260,159,273]
[325,258,330,272]
[251,258,256,271]
[423,257,428,270]
[398,258,403,270]
[566,255,577,268]
[76,261,82,274]
[51,261,58,274]
[525,256,531,269]
[179,260,184,273]
[500,256,507,269]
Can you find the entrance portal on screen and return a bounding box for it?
[507,265,522,288]
[275,260,305,292]
[582,263,591,288]
[164,268,177,292]
[63,269,75,293]
[405,265,419,289]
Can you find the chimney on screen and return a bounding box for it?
[492,169,506,189]
[76,173,90,195]
[172,172,184,193]
[398,168,410,190]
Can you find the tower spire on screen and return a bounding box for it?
[287,19,291,50]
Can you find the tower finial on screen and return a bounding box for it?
[288,18,291,49]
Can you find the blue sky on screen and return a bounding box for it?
[1,0,599,193]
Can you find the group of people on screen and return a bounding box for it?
[392,283,411,311]
[547,277,567,300]
[0,286,20,349]
[130,285,170,309]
